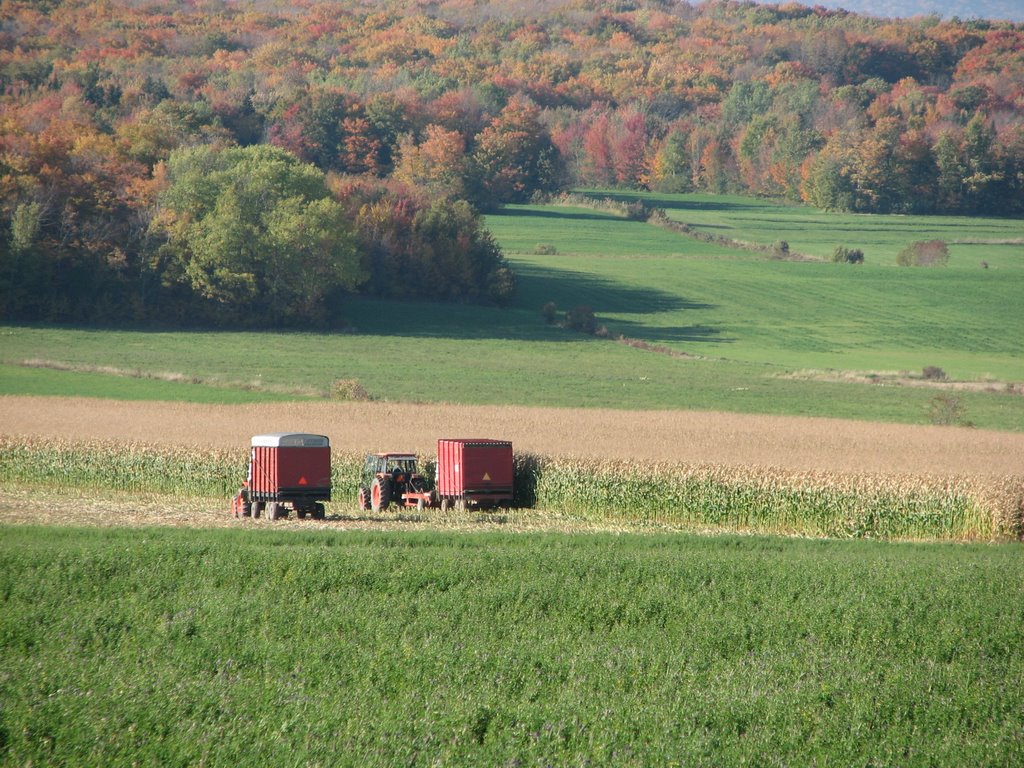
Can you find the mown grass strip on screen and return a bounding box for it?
[3,437,1020,541]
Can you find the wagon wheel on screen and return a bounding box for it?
[267,502,281,521]
[251,501,264,519]
[313,503,326,520]
[439,497,450,512]
[371,478,390,513]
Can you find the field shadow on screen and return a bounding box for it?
[585,191,776,214]
[489,207,621,223]
[609,320,735,344]
[348,262,723,344]
[513,262,715,314]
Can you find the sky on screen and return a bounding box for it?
[747,0,1024,23]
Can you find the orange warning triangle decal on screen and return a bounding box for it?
[298,476,308,485]
[482,472,491,481]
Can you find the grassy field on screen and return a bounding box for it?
[594,190,1024,266]
[1,526,1021,766]
[1,192,1022,429]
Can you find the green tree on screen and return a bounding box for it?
[152,145,363,325]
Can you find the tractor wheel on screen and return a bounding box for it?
[358,487,371,511]
[252,501,264,519]
[267,502,281,521]
[371,478,390,513]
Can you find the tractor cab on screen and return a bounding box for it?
[358,452,433,512]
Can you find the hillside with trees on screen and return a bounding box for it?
[1,0,1022,326]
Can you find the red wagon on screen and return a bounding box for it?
[435,438,514,511]
[231,433,331,520]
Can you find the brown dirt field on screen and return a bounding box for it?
[2,395,1023,477]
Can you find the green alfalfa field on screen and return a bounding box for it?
[1,525,1022,766]
[2,193,1023,765]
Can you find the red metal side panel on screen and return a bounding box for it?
[436,439,513,499]
[275,446,331,491]
[436,439,460,497]
[250,445,277,494]
[249,446,330,495]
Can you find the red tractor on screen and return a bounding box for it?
[357,452,434,512]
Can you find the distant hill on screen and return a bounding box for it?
[750,0,1024,22]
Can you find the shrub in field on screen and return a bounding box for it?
[928,393,973,427]
[541,301,558,324]
[564,305,598,335]
[833,246,865,264]
[331,378,372,401]
[897,239,950,267]
[922,366,948,381]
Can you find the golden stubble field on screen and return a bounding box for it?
[3,395,1023,474]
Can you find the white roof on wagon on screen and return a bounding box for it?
[251,433,329,448]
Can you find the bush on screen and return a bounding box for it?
[928,393,972,427]
[331,378,372,401]
[922,366,948,381]
[772,240,790,258]
[624,200,652,221]
[897,240,949,267]
[541,301,558,324]
[534,243,558,255]
[833,246,864,264]
[565,305,598,335]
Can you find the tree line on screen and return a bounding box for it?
[1,0,1022,325]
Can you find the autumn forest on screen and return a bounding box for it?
[2,0,1022,326]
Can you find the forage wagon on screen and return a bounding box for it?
[231,433,331,520]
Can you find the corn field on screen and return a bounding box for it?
[2,436,1020,541]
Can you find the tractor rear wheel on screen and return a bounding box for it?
[358,487,371,510]
[371,478,390,513]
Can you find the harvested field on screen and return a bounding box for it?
[0,484,645,535]
[2,395,1023,476]
[3,396,1022,540]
